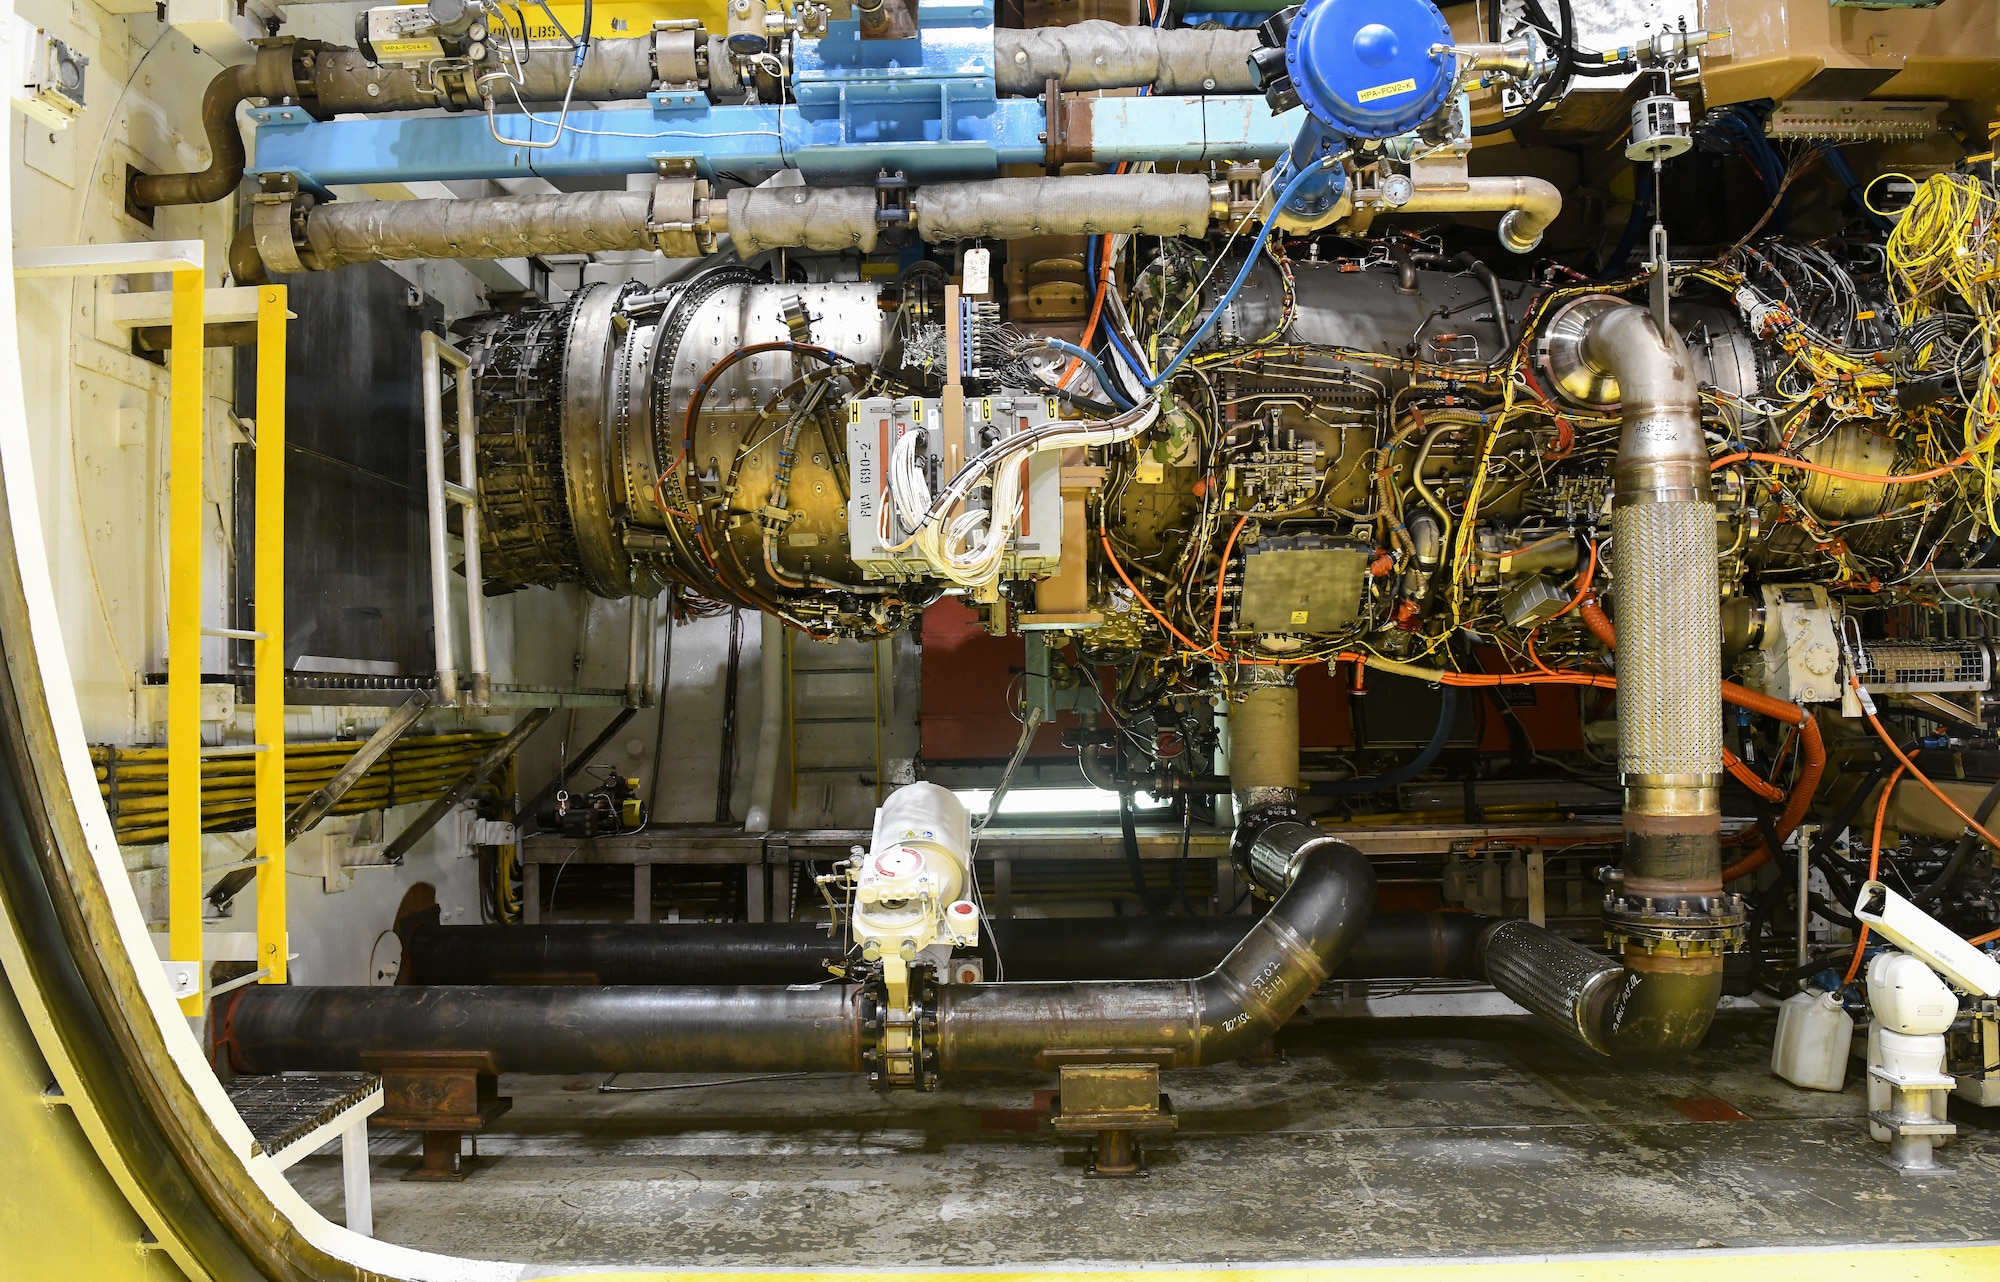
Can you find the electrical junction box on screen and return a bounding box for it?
[1236,534,1370,635]
[6,18,85,129]
[845,393,1061,582]
[1741,583,1842,704]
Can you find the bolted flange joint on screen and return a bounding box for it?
[1602,891,1748,958]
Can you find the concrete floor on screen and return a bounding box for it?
[284,1009,2000,1269]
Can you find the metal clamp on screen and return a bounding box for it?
[251,177,306,275]
[647,159,716,259]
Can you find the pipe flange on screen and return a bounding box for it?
[1229,804,1306,898]
[861,965,939,1091]
[1535,294,1625,409]
[1602,891,1747,957]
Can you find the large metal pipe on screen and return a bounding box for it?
[1482,300,1730,1062]
[935,822,1372,1071]
[217,822,1374,1077]
[216,984,866,1075]
[128,38,667,211]
[1399,176,1562,254]
[128,51,296,210]
[244,174,1222,274]
[400,912,1490,985]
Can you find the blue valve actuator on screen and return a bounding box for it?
[1271,0,1456,219]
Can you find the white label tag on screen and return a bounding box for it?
[962,247,991,297]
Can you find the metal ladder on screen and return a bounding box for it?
[786,633,885,829]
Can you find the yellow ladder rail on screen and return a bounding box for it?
[166,268,204,1015]
[253,285,287,985]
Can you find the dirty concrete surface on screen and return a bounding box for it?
[282,1012,2000,1268]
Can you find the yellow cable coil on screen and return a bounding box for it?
[90,732,504,844]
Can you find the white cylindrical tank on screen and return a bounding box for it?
[1771,989,1853,1091]
[853,782,979,956]
[870,780,972,860]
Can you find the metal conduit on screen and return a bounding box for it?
[216,821,1375,1076]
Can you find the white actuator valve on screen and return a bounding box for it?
[852,781,979,964]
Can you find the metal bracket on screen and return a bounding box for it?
[251,175,305,274]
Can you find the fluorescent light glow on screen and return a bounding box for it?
[953,787,1172,817]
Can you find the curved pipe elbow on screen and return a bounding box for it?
[1399,176,1561,254]
[935,833,1374,1072]
[128,64,259,210]
[1596,953,1724,1064]
[1479,919,1721,1064]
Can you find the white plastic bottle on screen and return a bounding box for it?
[1771,989,1854,1091]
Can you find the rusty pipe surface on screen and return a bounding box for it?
[936,824,1374,1072]
[213,983,867,1075]
[400,912,1488,985]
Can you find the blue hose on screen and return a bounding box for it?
[1138,157,1336,390]
[1036,338,1135,411]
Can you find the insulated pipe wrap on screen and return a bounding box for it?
[311,38,657,112]
[1231,685,1301,795]
[915,175,1214,241]
[992,21,1261,94]
[726,185,881,257]
[300,191,657,269]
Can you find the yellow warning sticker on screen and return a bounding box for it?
[1290,610,1310,625]
[1357,78,1419,103]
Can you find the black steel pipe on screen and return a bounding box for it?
[216,984,865,1076]
[934,825,1374,1071]
[219,824,1380,1077]
[401,912,1489,986]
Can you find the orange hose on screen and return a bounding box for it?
[1099,529,1214,657]
[1058,233,1116,390]
[1578,597,1824,881]
[1725,749,1788,804]
[1858,691,2000,852]
[1211,514,1251,649]
[1844,763,1907,987]
[1710,448,1976,487]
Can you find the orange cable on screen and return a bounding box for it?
[1844,763,1906,987]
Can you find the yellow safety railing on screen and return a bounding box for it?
[15,242,290,1014]
[254,285,289,984]
[167,268,204,1013]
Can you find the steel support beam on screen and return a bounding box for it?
[244,96,1297,190]
[381,710,551,864]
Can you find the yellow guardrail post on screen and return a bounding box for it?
[168,267,205,1015]
[255,285,288,985]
